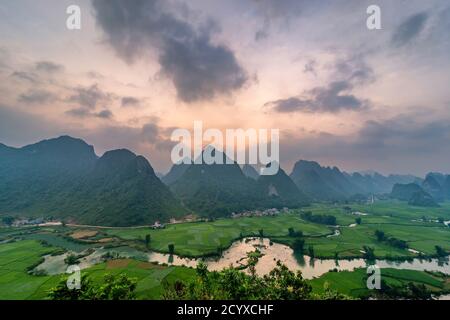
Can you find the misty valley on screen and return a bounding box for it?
[0,136,449,300]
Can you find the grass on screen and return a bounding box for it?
[0,240,61,299]
[309,267,449,298]
[20,232,95,252]
[72,259,196,300]
[1,240,448,300]
[0,200,449,299]
[105,213,331,257]
[103,201,450,259]
[302,201,450,258]
[0,240,196,300]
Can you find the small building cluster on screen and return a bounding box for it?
[7,217,62,227]
[150,221,166,229]
[231,207,289,218]
[12,218,45,227]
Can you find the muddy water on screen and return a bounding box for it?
[36,238,450,279]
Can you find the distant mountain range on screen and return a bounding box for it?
[288,160,418,201]
[0,136,183,226]
[390,173,450,207]
[166,149,309,218]
[1,136,448,225]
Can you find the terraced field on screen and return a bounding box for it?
[310,267,450,298]
[104,201,450,259]
[303,201,450,258]
[0,239,448,300]
[0,200,448,300]
[0,240,195,300]
[0,240,61,299]
[105,213,331,257]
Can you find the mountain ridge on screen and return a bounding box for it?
[0,136,184,226]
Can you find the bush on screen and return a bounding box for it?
[49,274,137,300]
[163,261,352,300]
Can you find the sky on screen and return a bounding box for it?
[0,0,449,176]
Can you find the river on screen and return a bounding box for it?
[36,237,450,280]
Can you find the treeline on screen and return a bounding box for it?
[374,230,408,250]
[162,261,350,300]
[373,280,433,300]
[48,262,351,300]
[300,211,337,225]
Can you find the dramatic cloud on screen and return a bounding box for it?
[266,81,369,113]
[91,0,247,103]
[10,71,38,83]
[250,0,336,40]
[280,113,450,175]
[141,121,176,151]
[267,54,374,113]
[332,55,375,85]
[121,96,141,107]
[96,110,114,119]
[18,89,57,104]
[391,12,429,47]
[67,84,113,109]
[66,107,113,120]
[35,61,64,73]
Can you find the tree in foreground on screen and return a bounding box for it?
[162,261,351,300]
[49,273,137,300]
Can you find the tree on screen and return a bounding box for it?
[145,234,151,248]
[168,243,175,255]
[362,246,375,261]
[293,239,305,254]
[1,216,14,226]
[49,273,137,300]
[288,227,295,237]
[374,230,385,241]
[435,245,447,257]
[308,246,315,259]
[355,217,362,225]
[64,254,79,265]
[288,228,302,237]
[162,261,318,300]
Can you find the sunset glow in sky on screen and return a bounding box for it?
[1,0,450,175]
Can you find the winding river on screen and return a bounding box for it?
[36,237,450,279]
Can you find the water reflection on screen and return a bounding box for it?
[36,238,450,280]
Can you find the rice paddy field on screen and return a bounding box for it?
[105,213,331,257]
[0,200,449,299]
[309,267,450,298]
[0,240,195,300]
[0,239,448,300]
[104,201,450,259]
